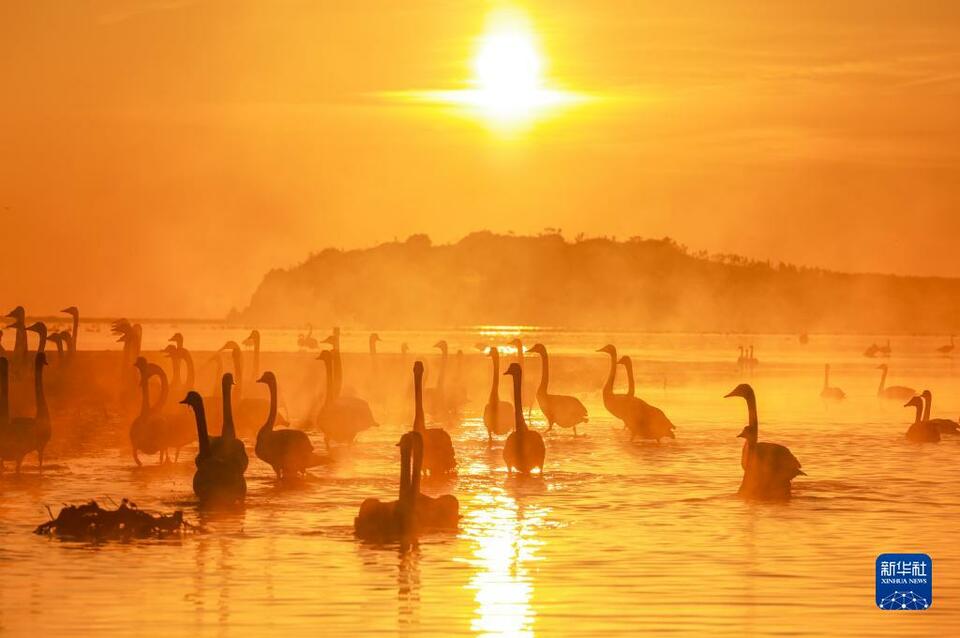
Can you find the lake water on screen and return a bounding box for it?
[1,325,958,636]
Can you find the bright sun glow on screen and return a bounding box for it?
[396,8,584,127]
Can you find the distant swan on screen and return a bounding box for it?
[298,324,320,351]
[255,371,327,479]
[528,343,587,436]
[819,364,846,400]
[411,361,456,475]
[482,347,514,442]
[129,356,169,465]
[423,340,451,419]
[936,335,955,355]
[725,383,804,499]
[61,306,80,358]
[315,350,378,449]
[4,306,27,368]
[598,345,675,442]
[181,391,246,506]
[502,362,545,474]
[919,390,959,435]
[904,396,940,443]
[1,353,52,473]
[876,364,915,401]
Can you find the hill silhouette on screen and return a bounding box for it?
[235,231,960,333]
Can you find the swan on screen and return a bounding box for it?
[621,354,675,441]
[919,390,959,435]
[61,306,79,357]
[181,391,246,506]
[820,364,846,400]
[937,335,955,355]
[298,324,320,351]
[25,321,47,354]
[904,396,940,443]
[0,352,52,473]
[354,430,420,541]
[46,332,66,363]
[725,383,805,499]
[876,364,915,401]
[220,339,277,437]
[863,342,880,358]
[528,343,587,436]
[502,362,545,474]
[4,306,27,367]
[411,361,456,475]
[509,338,535,415]
[598,345,675,441]
[129,356,170,465]
[208,373,249,472]
[315,350,378,449]
[423,340,451,419]
[158,347,196,461]
[482,347,514,442]
[255,371,327,479]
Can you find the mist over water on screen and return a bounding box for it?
[2,326,958,636]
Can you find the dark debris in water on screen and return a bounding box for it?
[35,499,197,541]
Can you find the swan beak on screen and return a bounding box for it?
[256,373,268,383]
[723,390,736,398]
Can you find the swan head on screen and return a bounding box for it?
[736,424,757,440]
[219,341,241,354]
[242,330,260,347]
[724,383,755,402]
[433,340,448,353]
[904,395,923,409]
[222,372,235,389]
[921,389,932,400]
[162,344,178,358]
[179,390,203,407]
[876,364,888,370]
[597,344,617,356]
[5,306,25,321]
[617,355,630,365]
[526,343,547,356]
[413,360,424,376]
[316,350,332,363]
[369,333,381,344]
[504,362,523,378]
[400,342,409,354]
[256,371,276,386]
[487,346,499,360]
[168,332,184,348]
[133,356,148,371]
[61,306,79,317]
[25,321,46,336]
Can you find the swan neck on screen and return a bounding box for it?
[413,367,425,431]
[323,357,336,406]
[512,373,526,432]
[878,367,887,394]
[746,394,758,429]
[70,314,79,352]
[222,378,236,440]
[922,395,931,422]
[263,378,277,431]
[603,350,616,395]
[624,359,634,396]
[488,352,500,403]
[35,360,48,421]
[537,350,549,395]
[0,360,8,422]
[399,440,412,504]
[194,400,210,457]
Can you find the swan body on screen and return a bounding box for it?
[315,350,377,448]
[919,390,959,435]
[937,335,955,355]
[181,391,246,506]
[129,356,169,465]
[819,364,846,400]
[503,363,545,474]
[725,383,804,499]
[254,371,326,478]
[482,347,514,441]
[528,343,587,435]
[904,396,940,443]
[1,353,52,472]
[876,365,915,401]
[599,346,675,441]
[411,361,456,475]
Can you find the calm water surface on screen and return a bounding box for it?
[1,328,958,636]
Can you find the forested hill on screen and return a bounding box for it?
[235,232,960,333]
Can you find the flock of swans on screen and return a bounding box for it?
[2,305,958,542]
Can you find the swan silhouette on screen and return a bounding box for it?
[936,335,955,355]
[528,343,587,436]
[1,352,52,473]
[482,347,514,442]
[725,383,804,499]
[904,396,940,443]
[354,430,421,542]
[315,350,378,449]
[502,362,545,474]
[919,390,959,435]
[876,364,915,401]
[130,356,170,465]
[411,361,456,475]
[208,373,249,472]
[820,364,846,400]
[598,345,675,441]
[254,371,327,479]
[60,306,79,358]
[181,391,246,506]
[298,324,320,351]
[4,306,27,368]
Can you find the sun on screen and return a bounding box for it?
[397,8,583,127]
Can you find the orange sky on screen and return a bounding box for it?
[2,1,960,317]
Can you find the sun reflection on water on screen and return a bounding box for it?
[463,489,548,637]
